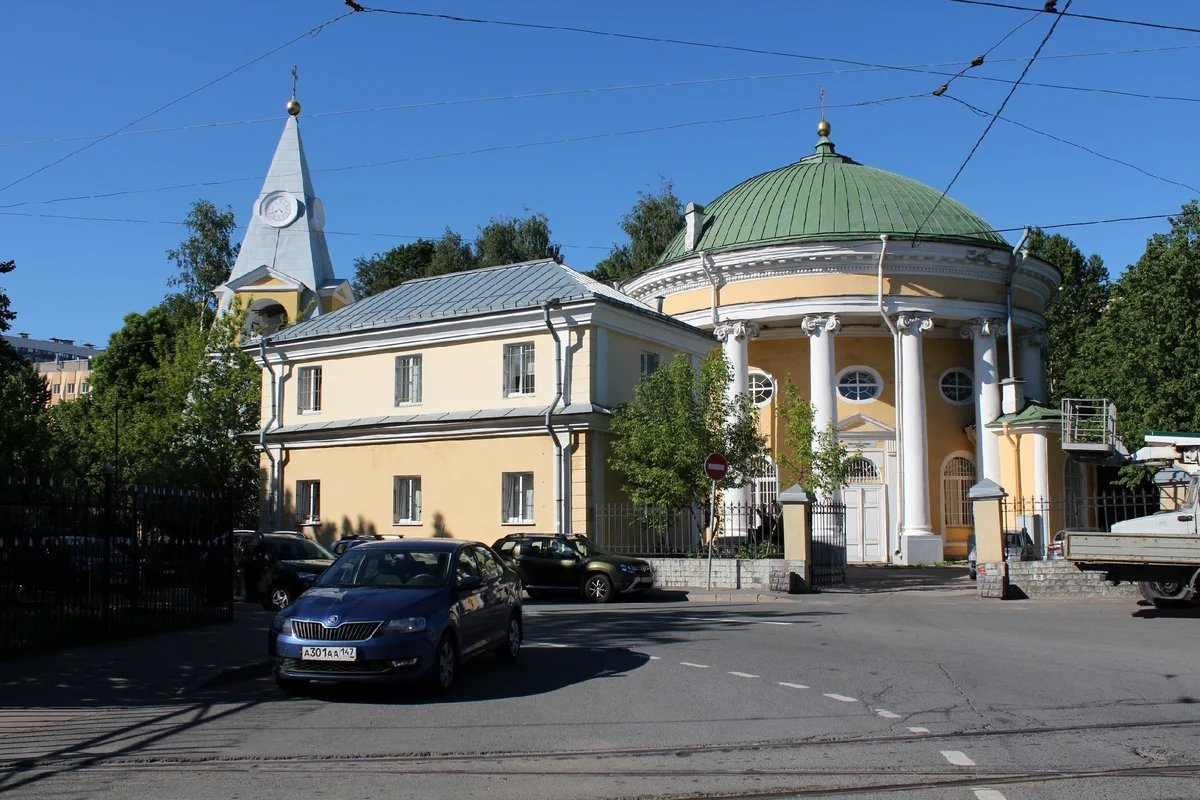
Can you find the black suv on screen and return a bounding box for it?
[233,532,335,610]
[491,533,653,602]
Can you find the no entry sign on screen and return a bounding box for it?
[704,453,729,481]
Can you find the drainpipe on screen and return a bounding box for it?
[1005,228,1031,380]
[543,300,564,534]
[876,235,905,561]
[697,251,720,327]
[258,336,280,530]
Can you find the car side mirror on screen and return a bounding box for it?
[458,574,483,591]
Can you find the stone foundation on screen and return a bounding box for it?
[647,558,806,590]
[978,560,1139,599]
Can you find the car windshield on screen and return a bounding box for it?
[264,537,333,561]
[317,548,451,588]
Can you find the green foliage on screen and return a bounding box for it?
[592,180,684,285]
[1028,228,1109,401]
[608,351,767,508]
[166,200,240,312]
[1070,201,1200,451]
[0,259,15,336]
[350,213,561,298]
[776,376,853,495]
[0,259,53,480]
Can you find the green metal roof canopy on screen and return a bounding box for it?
[657,127,1007,264]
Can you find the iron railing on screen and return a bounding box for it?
[591,502,784,558]
[0,476,234,656]
[810,500,847,587]
[1000,489,1163,559]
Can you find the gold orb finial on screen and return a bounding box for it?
[817,119,831,137]
[286,98,301,117]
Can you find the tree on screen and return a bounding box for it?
[351,239,438,298]
[1028,228,1109,401]
[428,228,478,276]
[0,259,15,339]
[592,180,684,285]
[0,259,52,480]
[775,376,853,496]
[609,352,766,508]
[474,212,560,267]
[1073,201,1200,451]
[166,200,240,315]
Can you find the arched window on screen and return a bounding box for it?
[837,367,882,402]
[748,370,775,407]
[748,454,778,508]
[942,456,977,527]
[845,457,880,484]
[939,368,973,405]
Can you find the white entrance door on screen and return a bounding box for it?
[843,484,887,563]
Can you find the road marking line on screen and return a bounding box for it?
[875,709,902,719]
[728,671,759,678]
[527,642,568,648]
[757,621,794,626]
[907,726,930,734]
[777,682,809,690]
[684,617,794,626]
[823,693,858,703]
[941,750,975,766]
[973,790,1006,800]
[648,656,661,660]
[680,662,710,669]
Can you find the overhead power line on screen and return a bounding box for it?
[0,92,926,211]
[943,94,1200,195]
[948,0,1200,36]
[913,0,1074,242]
[0,12,355,197]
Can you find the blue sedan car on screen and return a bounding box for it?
[269,539,522,693]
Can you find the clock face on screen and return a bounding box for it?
[260,191,298,227]
[309,197,325,231]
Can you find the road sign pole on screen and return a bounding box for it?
[707,478,716,590]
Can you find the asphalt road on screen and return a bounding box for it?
[3,586,1199,799]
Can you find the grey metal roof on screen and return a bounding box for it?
[262,259,687,344]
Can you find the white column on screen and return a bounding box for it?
[714,321,760,534]
[1018,330,1048,405]
[896,313,941,563]
[801,315,841,444]
[961,318,1003,483]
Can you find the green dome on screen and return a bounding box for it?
[657,132,1007,264]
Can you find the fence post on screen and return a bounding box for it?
[968,478,1008,598]
[779,484,813,589]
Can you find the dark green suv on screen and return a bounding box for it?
[491,533,654,602]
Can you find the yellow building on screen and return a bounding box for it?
[621,121,1062,564]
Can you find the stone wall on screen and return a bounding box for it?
[980,560,1139,599]
[647,558,806,590]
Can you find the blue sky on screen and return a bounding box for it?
[2,1,1197,346]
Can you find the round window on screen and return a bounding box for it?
[748,370,775,406]
[940,369,973,404]
[837,369,881,402]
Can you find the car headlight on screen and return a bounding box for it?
[296,571,319,581]
[382,617,426,634]
[273,614,294,636]
[619,564,636,574]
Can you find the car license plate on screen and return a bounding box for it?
[301,646,356,662]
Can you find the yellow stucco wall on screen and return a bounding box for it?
[278,435,556,546]
[603,329,686,407]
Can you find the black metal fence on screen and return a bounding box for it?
[591,502,784,558]
[0,477,234,656]
[1000,489,1163,559]
[810,499,847,588]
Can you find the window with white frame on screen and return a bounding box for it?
[395,355,422,405]
[748,370,775,406]
[942,456,976,527]
[837,367,882,401]
[296,480,321,525]
[640,352,660,378]
[65,383,75,393]
[502,472,534,524]
[393,476,421,524]
[80,381,89,394]
[297,366,322,412]
[52,384,60,395]
[503,342,535,396]
[845,456,880,483]
[939,368,973,405]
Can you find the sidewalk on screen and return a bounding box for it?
[0,604,274,709]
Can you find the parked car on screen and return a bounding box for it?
[234,532,335,610]
[491,533,653,602]
[269,538,522,693]
[331,534,385,557]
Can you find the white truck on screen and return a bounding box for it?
[1065,439,1200,608]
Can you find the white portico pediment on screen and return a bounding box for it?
[838,413,895,441]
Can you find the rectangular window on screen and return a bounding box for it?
[640,352,660,378]
[502,472,534,524]
[393,476,422,524]
[297,480,321,525]
[502,342,535,397]
[52,384,60,395]
[80,381,89,394]
[66,383,75,393]
[298,366,322,413]
[394,355,423,405]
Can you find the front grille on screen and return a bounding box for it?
[279,657,391,675]
[293,620,382,641]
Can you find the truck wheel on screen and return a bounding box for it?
[1139,580,1196,608]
